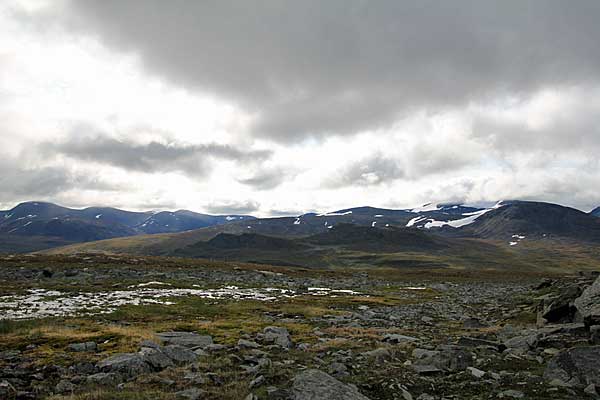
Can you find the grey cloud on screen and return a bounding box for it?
[238,167,292,191]
[406,145,476,178]
[204,200,260,215]
[472,109,600,154]
[44,133,271,177]
[53,1,600,141]
[326,153,404,188]
[0,159,119,204]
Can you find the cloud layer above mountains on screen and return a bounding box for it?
[2,1,600,214]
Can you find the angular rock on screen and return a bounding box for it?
[544,346,600,387]
[97,353,151,377]
[361,348,392,363]
[467,366,486,378]
[292,369,370,400]
[574,277,600,326]
[263,326,293,348]
[462,318,487,329]
[591,325,600,345]
[411,364,442,375]
[498,390,524,398]
[238,339,261,349]
[382,334,419,344]
[55,379,75,394]
[176,387,205,400]
[156,332,213,349]
[161,345,197,364]
[86,372,122,387]
[539,285,581,324]
[68,341,97,352]
[457,337,505,352]
[138,347,174,370]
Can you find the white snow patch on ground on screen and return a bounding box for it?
[131,281,172,288]
[418,201,507,229]
[509,233,526,246]
[95,214,102,219]
[226,216,236,221]
[0,286,363,320]
[406,216,427,227]
[374,214,383,218]
[371,221,377,227]
[293,218,301,225]
[317,211,352,217]
[410,203,440,213]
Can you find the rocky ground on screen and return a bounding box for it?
[0,254,599,399]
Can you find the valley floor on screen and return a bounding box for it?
[0,254,597,399]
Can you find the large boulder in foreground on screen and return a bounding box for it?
[292,369,370,400]
[544,346,600,387]
[574,277,600,326]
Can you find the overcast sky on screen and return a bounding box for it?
[2,0,600,215]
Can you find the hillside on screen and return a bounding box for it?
[0,201,255,252]
[456,201,600,243]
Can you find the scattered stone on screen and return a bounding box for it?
[498,389,524,398]
[544,346,600,387]
[250,375,265,388]
[263,326,293,348]
[382,334,419,344]
[138,347,174,370]
[68,341,97,352]
[292,369,370,400]
[238,339,261,349]
[156,331,214,349]
[161,345,197,364]
[175,387,205,400]
[86,372,122,387]
[574,276,600,326]
[55,379,75,394]
[462,317,487,329]
[584,384,598,396]
[467,366,486,378]
[97,353,152,377]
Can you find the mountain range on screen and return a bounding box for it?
[0,201,254,253]
[2,200,600,271]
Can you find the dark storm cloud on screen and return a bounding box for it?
[326,153,404,188]
[44,134,271,177]
[204,200,261,215]
[56,0,600,141]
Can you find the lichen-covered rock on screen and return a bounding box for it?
[156,332,213,349]
[574,277,600,326]
[161,345,197,364]
[292,369,370,400]
[263,326,293,348]
[544,346,600,387]
[96,353,152,377]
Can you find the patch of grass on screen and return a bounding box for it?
[48,390,176,400]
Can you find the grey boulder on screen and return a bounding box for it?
[574,277,600,326]
[544,346,600,387]
[156,332,214,349]
[292,369,370,400]
[263,326,293,348]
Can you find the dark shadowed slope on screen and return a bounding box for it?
[0,201,255,252]
[457,201,600,242]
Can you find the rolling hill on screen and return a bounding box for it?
[454,201,600,243]
[0,201,255,252]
